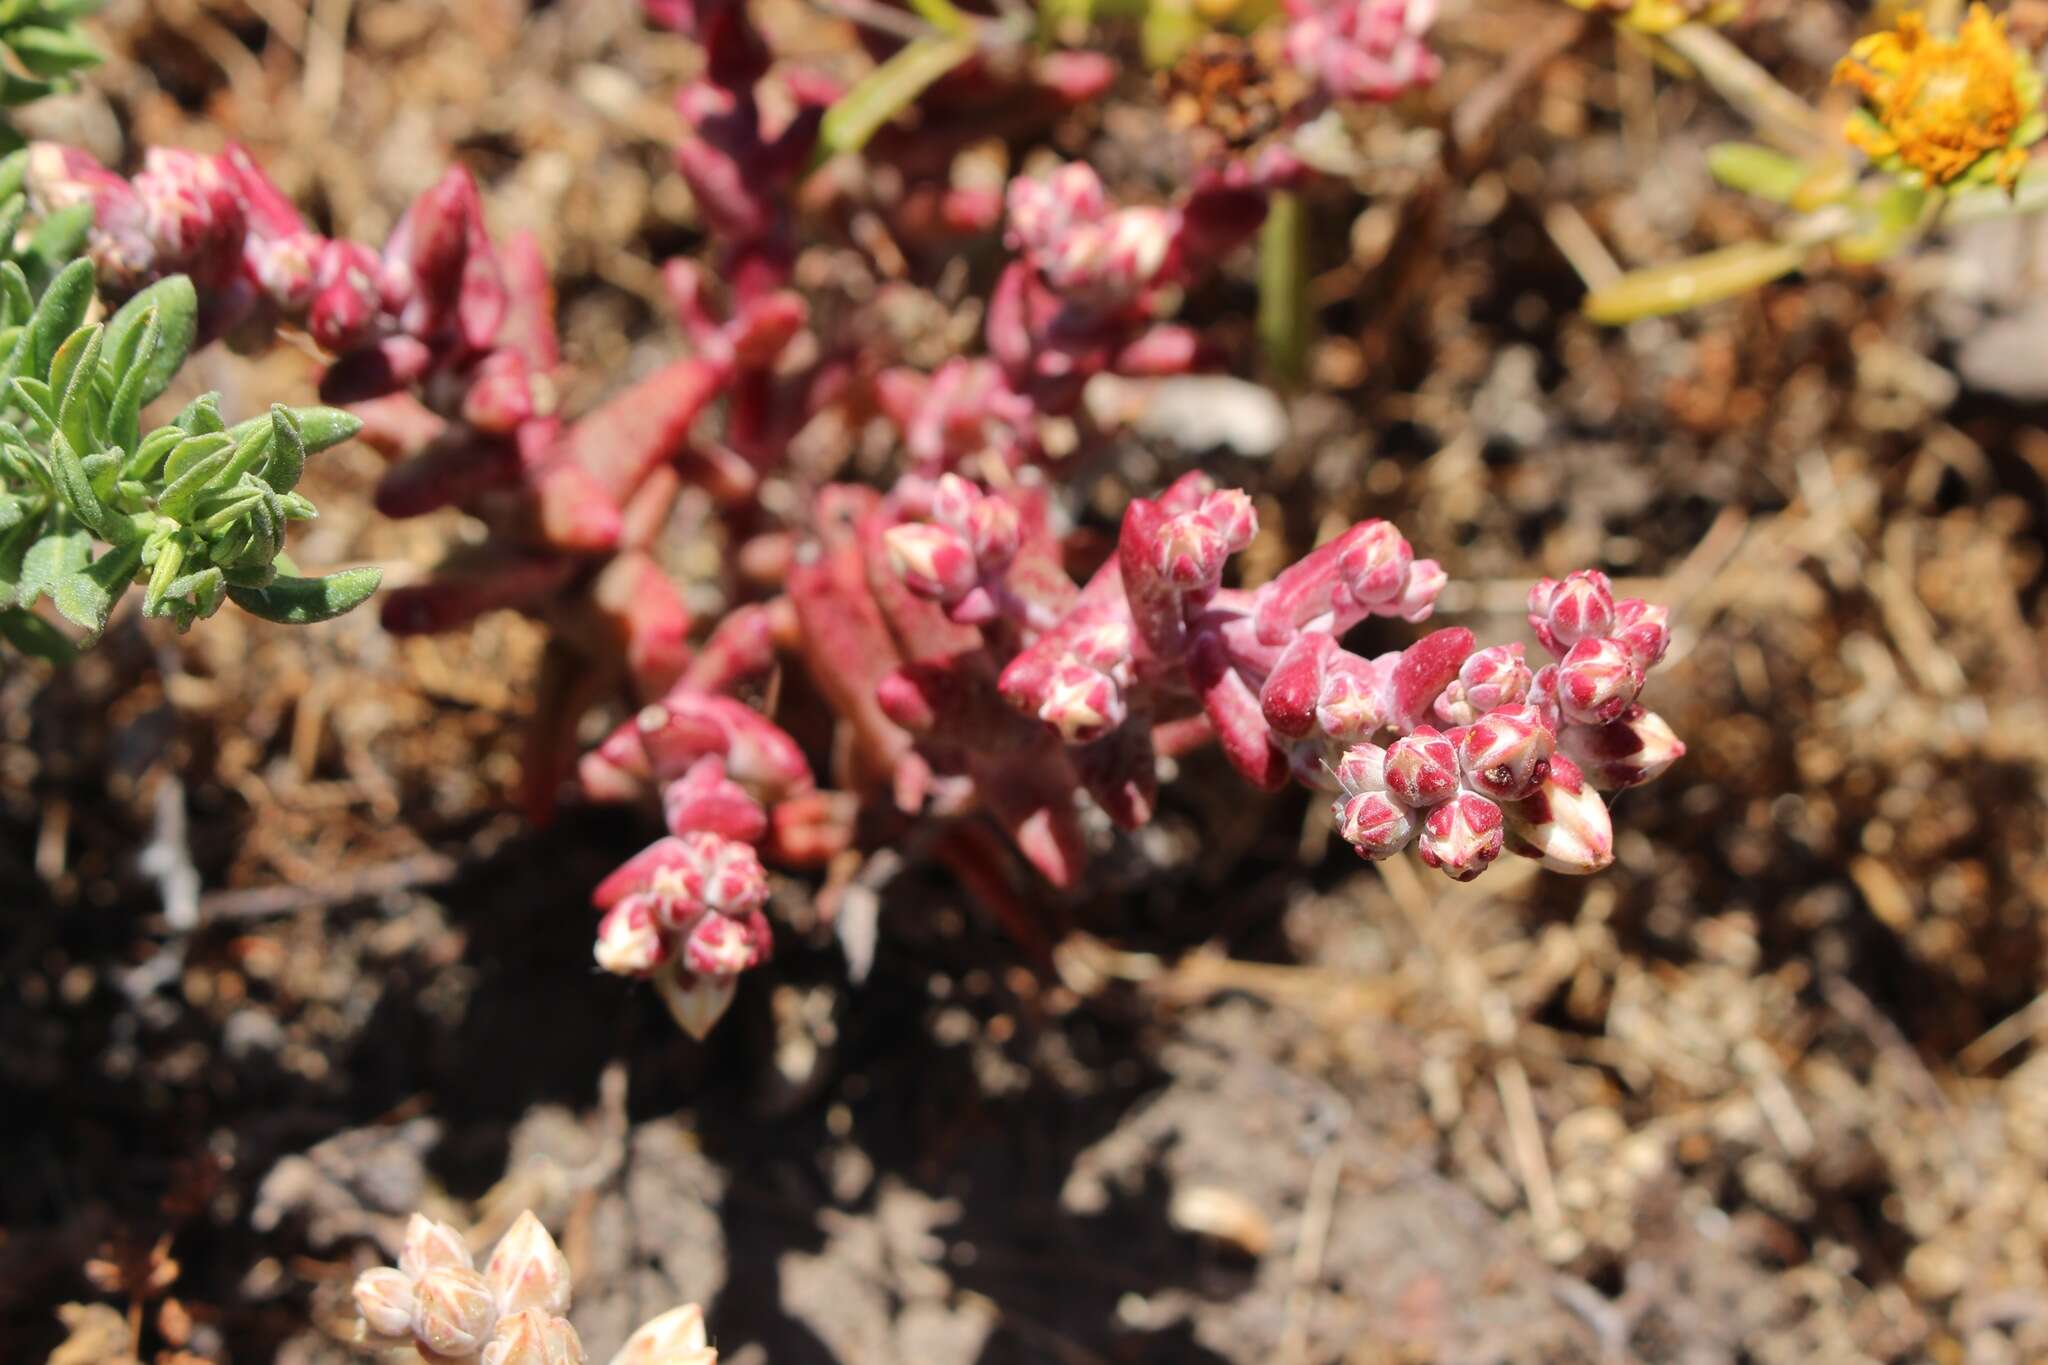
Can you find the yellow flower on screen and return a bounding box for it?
[1833,3,2046,190]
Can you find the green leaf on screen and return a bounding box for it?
[0,148,27,204]
[173,392,224,436]
[226,565,383,625]
[50,320,102,455]
[27,256,93,379]
[9,374,53,431]
[0,68,59,109]
[263,403,306,493]
[0,506,43,608]
[7,24,102,78]
[0,608,75,662]
[52,535,140,639]
[141,533,184,617]
[214,420,274,488]
[815,34,976,161]
[105,276,196,408]
[1706,142,1812,205]
[122,424,184,482]
[159,430,233,484]
[156,438,235,522]
[1582,241,1811,325]
[43,427,110,537]
[224,404,361,456]
[22,203,92,286]
[0,261,32,329]
[18,516,87,606]
[104,308,158,457]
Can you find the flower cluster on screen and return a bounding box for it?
[1834,3,2046,192]
[352,1210,715,1364]
[1281,0,1441,104]
[17,0,1685,1032]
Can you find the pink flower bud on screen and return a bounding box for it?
[1455,703,1553,802]
[1038,662,1127,743]
[1335,520,1413,608]
[682,908,771,977]
[1333,741,1388,796]
[1314,651,1384,742]
[354,1266,416,1340]
[401,1213,474,1279]
[1383,727,1459,807]
[1503,754,1613,874]
[1197,489,1258,553]
[1610,598,1671,671]
[484,1212,572,1318]
[1556,705,1685,791]
[698,837,770,917]
[1394,559,1447,623]
[413,1265,499,1359]
[1416,791,1504,881]
[1527,569,1615,657]
[929,472,983,530]
[1554,636,1644,726]
[483,1309,586,1365]
[1284,0,1441,103]
[1096,207,1175,296]
[1334,790,1416,860]
[1006,163,1108,260]
[594,895,669,977]
[963,495,1021,570]
[1433,642,1532,726]
[1152,511,1230,592]
[1527,663,1561,733]
[1067,620,1134,674]
[608,1304,717,1365]
[883,522,979,604]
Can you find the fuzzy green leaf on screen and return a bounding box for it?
[816,34,976,161]
[27,256,93,379]
[52,535,139,638]
[263,404,307,493]
[0,608,75,661]
[106,276,196,408]
[226,565,383,625]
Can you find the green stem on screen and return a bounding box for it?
[1659,22,1830,160]
[1257,190,1310,387]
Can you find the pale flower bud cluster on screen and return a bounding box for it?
[1332,714,1548,882]
[1313,569,1682,877]
[352,1213,572,1362]
[592,831,774,1036]
[1526,571,1684,791]
[884,474,1024,625]
[1005,162,1179,311]
[350,1210,716,1364]
[1282,0,1442,104]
